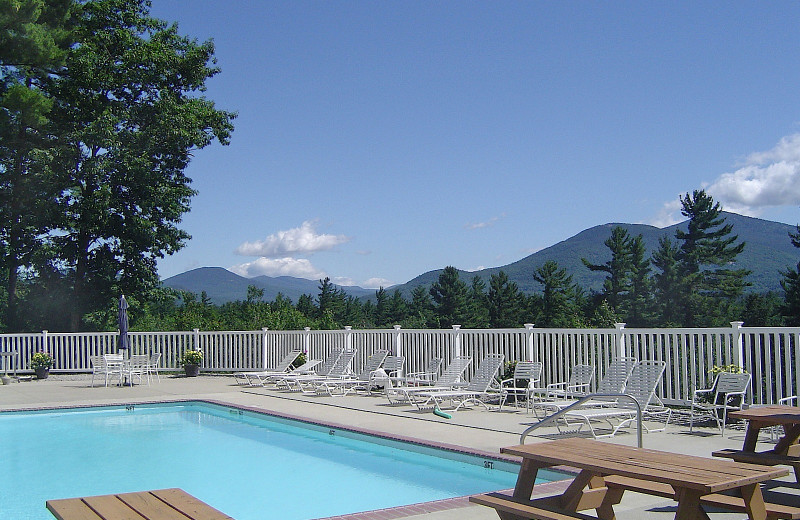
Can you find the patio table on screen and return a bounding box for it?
[471,437,787,520]
[46,488,233,520]
[713,405,800,482]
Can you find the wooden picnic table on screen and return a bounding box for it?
[470,437,789,520]
[46,488,234,520]
[713,405,800,482]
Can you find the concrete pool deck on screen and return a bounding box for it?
[2,373,796,520]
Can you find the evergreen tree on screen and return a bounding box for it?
[317,277,345,323]
[532,260,580,328]
[387,288,408,326]
[0,0,72,329]
[582,226,633,312]
[373,286,389,326]
[627,234,652,326]
[407,285,433,328]
[781,224,800,325]
[466,275,489,328]
[651,236,682,326]
[674,190,750,326]
[429,266,469,328]
[296,294,316,319]
[487,271,523,328]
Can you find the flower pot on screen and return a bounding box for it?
[34,367,49,380]
[184,364,200,377]
[1,375,10,385]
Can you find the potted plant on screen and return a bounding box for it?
[31,352,55,380]
[180,350,203,377]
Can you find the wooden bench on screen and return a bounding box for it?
[713,448,800,481]
[470,492,599,520]
[603,474,800,519]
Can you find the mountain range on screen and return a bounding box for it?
[162,212,799,304]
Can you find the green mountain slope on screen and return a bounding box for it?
[392,212,798,297]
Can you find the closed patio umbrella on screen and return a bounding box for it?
[118,295,130,353]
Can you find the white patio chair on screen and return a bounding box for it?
[529,363,594,402]
[146,352,161,383]
[380,355,405,387]
[689,371,751,436]
[384,356,472,405]
[499,361,543,410]
[405,357,443,386]
[126,355,150,386]
[559,360,671,438]
[234,350,302,386]
[90,355,119,387]
[102,353,125,386]
[414,354,505,412]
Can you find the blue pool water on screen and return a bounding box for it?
[1,402,561,519]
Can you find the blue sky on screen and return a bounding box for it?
[150,1,800,288]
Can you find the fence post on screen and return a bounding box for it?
[192,328,200,352]
[42,330,49,353]
[614,323,627,358]
[392,325,402,357]
[261,327,269,370]
[452,325,462,358]
[730,321,744,370]
[524,323,535,361]
[303,327,311,360]
[393,325,403,379]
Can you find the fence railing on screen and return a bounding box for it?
[2,323,799,406]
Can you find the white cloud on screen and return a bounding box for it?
[465,214,505,230]
[707,134,800,214]
[648,133,800,226]
[235,220,350,257]
[361,277,394,289]
[229,257,326,279]
[649,199,684,228]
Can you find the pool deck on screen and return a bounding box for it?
[3,373,797,520]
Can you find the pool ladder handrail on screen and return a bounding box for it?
[519,393,643,447]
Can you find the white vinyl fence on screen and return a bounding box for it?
[1,322,798,406]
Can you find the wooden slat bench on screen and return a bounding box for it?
[46,488,234,520]
[470,492,600,520]
[713,449,800,482]
[603,475,800,519]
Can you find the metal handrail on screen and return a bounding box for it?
[520,393,643,447]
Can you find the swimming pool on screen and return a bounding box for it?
[2,402,564,519]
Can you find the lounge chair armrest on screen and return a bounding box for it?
[693,388,713,396]
[546,382,567,390]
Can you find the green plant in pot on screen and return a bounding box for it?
[31,352,55,380]
[180,350,203,377]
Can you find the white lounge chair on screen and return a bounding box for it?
[499,361,543,410]
[254,359,322,387]
[274,348,343,391]
[384,356,472,405]
[689,371,751,436]
[414,354,505,411]
[125,354,150,386]
[286,348,358,394]
[234,350,303,386]
[531,357,636,416]
[314,349,389,396]
[559,360,671,438]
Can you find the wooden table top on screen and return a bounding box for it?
[46,488,234,520]
[502,438,787,494]
[728,406,800,425]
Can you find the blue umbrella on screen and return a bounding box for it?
[118,295,130,352]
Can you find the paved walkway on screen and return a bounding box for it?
[2,373,794,520]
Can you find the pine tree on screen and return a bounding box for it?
[781,224,800,325]
[487,271,523,328]
[532,260,579,328]
[407,285,433,328]
[674,190,750,326]
[651,236,682,326]
[429,266,469,328]
[582,226,633,312]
